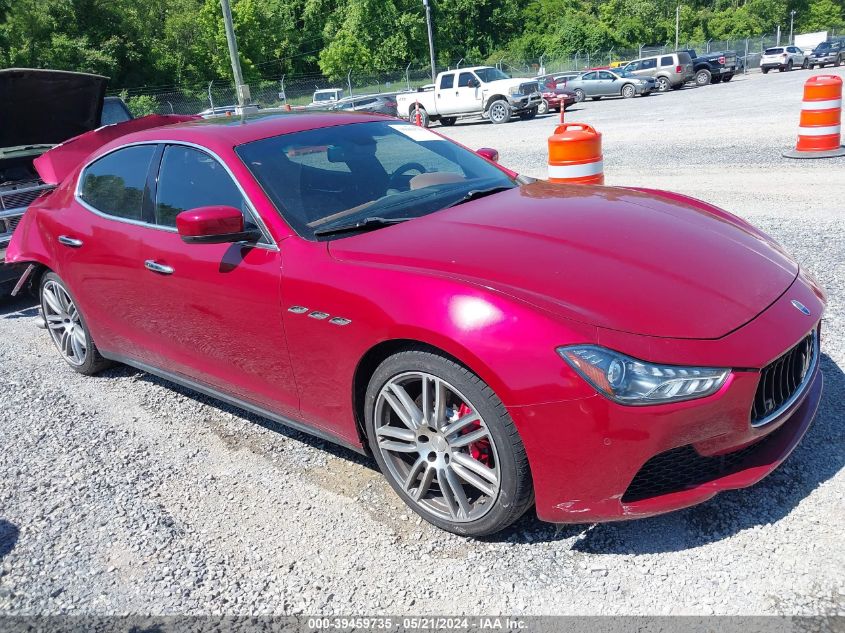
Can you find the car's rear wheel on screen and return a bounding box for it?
[487,100,511,124]
[573,88,585,103]
[408,106,430,128]
[40,272,111,375]
[695,69,712,85]
[656,76,670,92]
[365,350,533,536]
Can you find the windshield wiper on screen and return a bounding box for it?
[314,216,412,237]
[444,186,514,209]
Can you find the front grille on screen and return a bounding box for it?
[752,332,815,426]
[622,433,777,503]
[520,82,540,95]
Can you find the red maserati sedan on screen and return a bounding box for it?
[7,112,824,536]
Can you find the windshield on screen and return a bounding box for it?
[236,120,516,240]
[614,70,635,77]
[474,67,511,82]
[814,42,831,51]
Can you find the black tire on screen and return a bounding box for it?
[408,106,430,128]
[364,349,534,537]
[801,58,809,69]
[537,99,549,115]
[487,99,511,124]
[440,117,457,127]
[722,73,734,82]
[762,67,770,74]
[836,56,842,67]
[573,88,585,103]
[656,76,670,92]
[808,63,815,70]
[621,83,635,98]
[39,272,111,376]
[695,69,712,86]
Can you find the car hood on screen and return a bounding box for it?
[329,182,798,340]
[0,68,107,150]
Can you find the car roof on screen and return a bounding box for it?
[109,111,388,151]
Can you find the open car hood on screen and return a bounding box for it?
[0,68,107,150]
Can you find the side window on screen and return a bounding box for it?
[626,60,641,71]
[154,146,247,228]
[660,56,674,66]
[458,72,475,87]
[79,145,156,221]
[581,72,597,81]
[439,74,454,89]
[641,58,657,70]
[598,71,614,80]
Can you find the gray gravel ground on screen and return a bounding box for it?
[1,69,843,617]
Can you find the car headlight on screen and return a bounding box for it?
[557,345,729,405]
[508,86,521,96]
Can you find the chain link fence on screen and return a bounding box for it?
[112,28,841,117]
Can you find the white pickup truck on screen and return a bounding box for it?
[396,66,542,127]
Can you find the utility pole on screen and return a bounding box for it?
[789,10,797,44]
[675,5,680,51]
[219,0,250,111]
[422,0,436,83]
[776,24,781,46]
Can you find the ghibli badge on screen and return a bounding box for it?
[791,299,811,316]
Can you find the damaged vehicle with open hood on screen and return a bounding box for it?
[0,68,132,294]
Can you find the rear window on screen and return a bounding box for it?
[765,48,784,54]
[80,145,156,221]
[677,52,692,63]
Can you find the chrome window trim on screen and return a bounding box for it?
[74,140,279,251]
[751,329,819,428]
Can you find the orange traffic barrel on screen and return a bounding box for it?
[784,75,845,158]
[548,123,604,184]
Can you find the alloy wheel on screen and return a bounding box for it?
[42,280,87,366]
[374,371,501,522]
[489,102,508,123]
[657,77,669,92]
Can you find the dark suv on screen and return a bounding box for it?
[807,40,844,69]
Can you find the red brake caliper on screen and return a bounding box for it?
[456,403,492,467]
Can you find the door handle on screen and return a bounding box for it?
[144,260,174,275]
[58,235,83,248]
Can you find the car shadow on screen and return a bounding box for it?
[118,367,377,472]
[484,352,845,551]
[0,519,20,560]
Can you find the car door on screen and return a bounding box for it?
[595,71,617,96]
[435,72,457,114]
[579,71,599,95]
[133,143,299,416]
[58,144,159,361]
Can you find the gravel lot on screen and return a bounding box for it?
[1,68,843,617]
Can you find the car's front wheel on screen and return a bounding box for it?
[365,349,533,536]
[40,272,111,375]
[537,99,549,115]
[621,84,635,98]
[487,99,512,124]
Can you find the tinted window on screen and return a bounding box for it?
[581,72,597,80]
[640,58,657,69]
[678,52,692,63]
[765,48,784,54]
[598,71,614,80]
[458,72,476,87]
[660,56,674,66]
[440,74,454,89]
[154,146,246,228]
[80,145,156,221]
[236,121,515,240]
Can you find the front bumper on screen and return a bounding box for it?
[511,274,826,524]
[507,93,543,111]
[809,56,837,64]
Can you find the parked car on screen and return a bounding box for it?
[678,48,739,85]
[761,46,808,73]
[535,78,577,114]
[311,88,344,107]
[567,69,654,102]
[330,94,398,117]
[7,112,825,536]
[0,68,131,295]
[807,39,844,68]
[395,66,542,126]
[620,51,694,91]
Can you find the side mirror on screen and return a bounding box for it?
[176,206,259,244]
[467,79,478,88]
[476,147,499,162]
